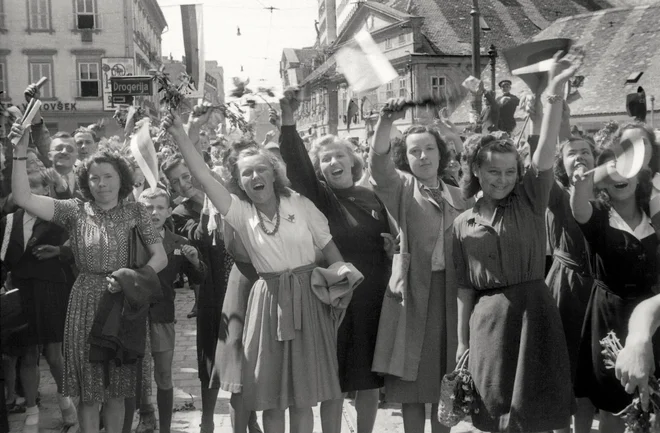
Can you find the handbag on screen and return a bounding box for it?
[128,225,150,269]
[437,349,479,427]
[371,204,412,379]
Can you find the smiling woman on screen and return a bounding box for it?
[163,111,356,433]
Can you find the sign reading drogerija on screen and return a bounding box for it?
[101,58,135,111]
[111,76,153,96]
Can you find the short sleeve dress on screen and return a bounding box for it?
[575,201,660,413]
[222,191,342,411]
[545,182,594,383]
[452,168,574,432]
[51,199,160,403]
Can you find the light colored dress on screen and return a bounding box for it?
[223,191,342,411]
[52,199,161,403]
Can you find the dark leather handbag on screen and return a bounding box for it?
[128,225,150,269]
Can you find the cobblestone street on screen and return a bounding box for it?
[8,288,598,433]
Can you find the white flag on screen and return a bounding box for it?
[335,29,398,93]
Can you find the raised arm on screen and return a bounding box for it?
[569,165,593,224]
[275,95,329,211]
[162,113,232,216]
[533,51,583,171]
[9,123,56,221]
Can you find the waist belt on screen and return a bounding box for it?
[552,249,587,273]
[258,263,317,342]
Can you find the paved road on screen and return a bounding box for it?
[8,288,598,433]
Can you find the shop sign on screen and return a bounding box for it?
[111,76,153,97]
[101,57,135,112]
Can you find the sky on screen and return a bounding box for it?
[157,0,319,98]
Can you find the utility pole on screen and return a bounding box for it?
[471,0,482,125]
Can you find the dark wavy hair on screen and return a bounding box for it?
[553,136,597,188]
[391,125,450,177]
[595,149,653,216]
[160,153,187,180]
[72,126,97,143]
[460,134,524,199]
[76,150,133,202]
[223,143,291,202]
[309,135,364,183]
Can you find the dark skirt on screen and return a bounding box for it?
[545,250,593,384]
[10,278,70,346]
[384,271,446,403]
[336,259,388,392]
[470,279,574,432]
[575,282,660,413]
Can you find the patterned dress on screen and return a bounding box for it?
[52,199,160,403]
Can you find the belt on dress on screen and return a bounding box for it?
[552,249,587,273]
[259,263,317,342]
[476,279,545,297]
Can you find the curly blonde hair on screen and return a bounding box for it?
[308,135,364,183]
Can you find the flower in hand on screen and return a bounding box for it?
[160,112,184,134]
[380,98,409,122]
[8,122,30,149]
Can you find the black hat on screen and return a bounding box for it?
[498,80,512,88]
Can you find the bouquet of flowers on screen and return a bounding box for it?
[601,331,660,433]
[437,349,480,427]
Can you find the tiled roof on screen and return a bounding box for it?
[378,0,612,55]
[450,4,660,123]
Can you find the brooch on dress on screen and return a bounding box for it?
[284,214,296,223]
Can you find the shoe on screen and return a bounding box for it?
[6,400,26,414]
[199,422,214,433]
[187,308,197,318]
[62,404,78,427]
[136,411,157,433]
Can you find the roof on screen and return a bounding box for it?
[450,4,660,123]
[404,0,611,55]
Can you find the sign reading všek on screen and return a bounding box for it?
[110,76,154,97]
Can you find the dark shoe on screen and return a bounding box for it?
[187,308,197,319]
[6,400,26,414]
[135,411,157,433]
[200,422,214,433]
[247,411,262,433]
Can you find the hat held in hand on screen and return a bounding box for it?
[502,39,573,92]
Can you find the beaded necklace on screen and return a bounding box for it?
[256,197,281,236]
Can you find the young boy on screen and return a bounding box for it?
[125,188,207,433]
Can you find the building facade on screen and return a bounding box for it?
[283,0,614,143]
[0,0,167,137]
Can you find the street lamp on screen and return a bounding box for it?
[488,44,498,91]
[471,0,482,123]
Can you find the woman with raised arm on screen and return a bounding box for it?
[162,112,357,433]
[273,91,392,433]
[546,134,598,433]
[571,147,659,433]
[452,52,581,432]
[9,124,167,433]
[369,103,473,431]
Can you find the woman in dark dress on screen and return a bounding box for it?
[274,93,391,433]
[1,169,76,432]
[453,54,580,432]
[571,149,659,433]
[547,137,597,433]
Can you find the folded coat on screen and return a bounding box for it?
[88,265,162,386]
[310,262,364,333]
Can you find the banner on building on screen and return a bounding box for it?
[181,4,205,99]
[101,58,135,111]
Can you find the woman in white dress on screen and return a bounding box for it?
[162,113,348,433]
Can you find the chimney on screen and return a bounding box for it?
[326,0,337,45]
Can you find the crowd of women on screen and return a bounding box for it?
[2,49,660,433]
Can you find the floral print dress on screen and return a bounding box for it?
[52,199,160,403]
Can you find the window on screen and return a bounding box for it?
[398,34,406,45]
[0,62,6,96]
[29,61,53,98]
[385,38,392,49]
[431,76,446,101]
[28,0,50,31]
[386,81,394,99]
[399,72,407,97]
[78,62,99,97]
[75,0,96,29]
